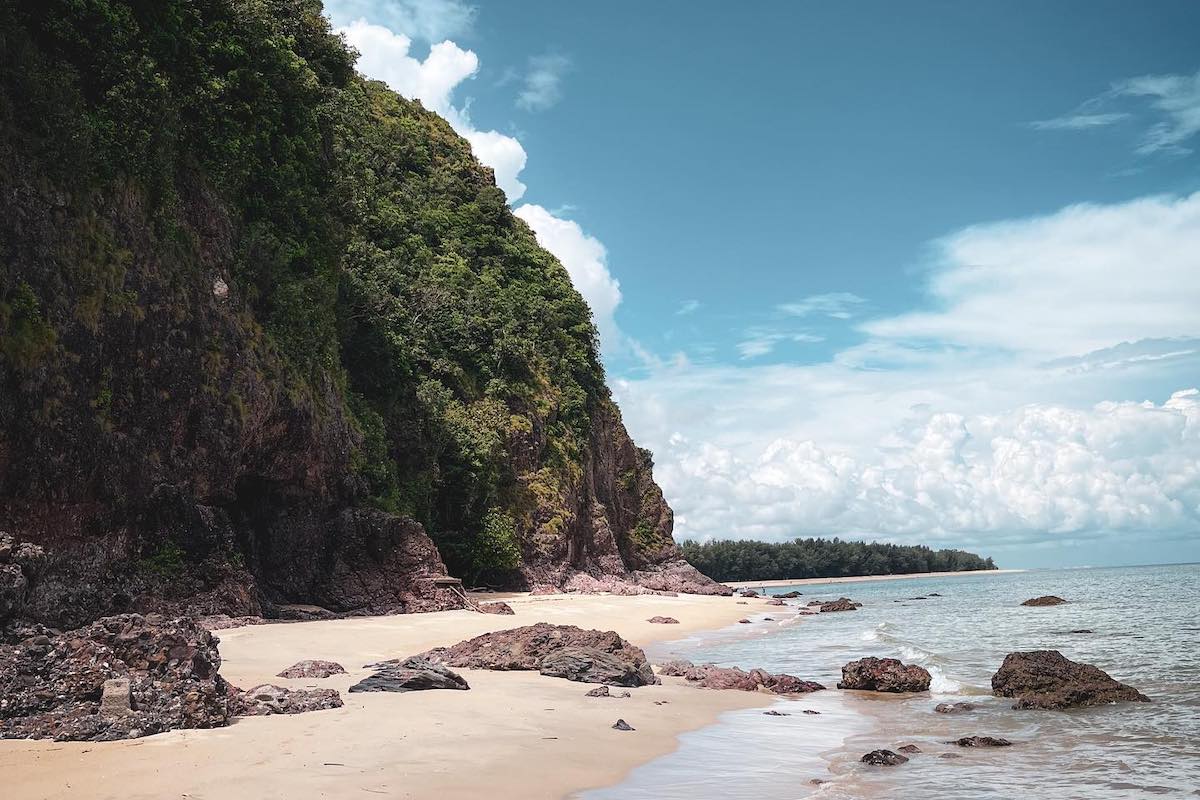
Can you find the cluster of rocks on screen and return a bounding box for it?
[277,659,345,679]
[658,659,824,694]
[838,657,931,693]
[647,616,679,624]
[0,614,232,741]
[818,598,862,613]
[415,623,658,687]
[229,684,343,715]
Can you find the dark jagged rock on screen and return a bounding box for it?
[0,614,229,740]
[934,702,978,714]
[479,602,515,615]
[991,650,1149,709]
[656,659,824,695]
[1021,596,1067,607]
[416,623,657,687]
[898,744,921,753]
[738,618,752,624]
[738,589,760,598]
[806,600,823,607]
[762,616,775,621]
[862,749,909,766]
[838,657,931,693]
[612,719,634,731]
[777,591,802,599]
[539,647,653,687]
[349,656,469,693]
[647,616,679,624]
[928,593,943,597]
[1069,629,1094,634]
[763,710,789,716]
[230,684,343,715]
[802,709,821,715]
[947,736,1013,747]
[820,598,862,612]
[277,660,345,679]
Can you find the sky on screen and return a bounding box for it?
[323,0,1200,569]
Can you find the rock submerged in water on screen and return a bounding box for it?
[349,656,469,693]
[277,659,345,679]
[0,613,230,741]
[897,743,921,753]
[838,657,931,693]
[479,601,515,615]
[658,659,824,694]
[991,650,1149,709]
[777,591,803,599]
[819,598,862,612]
[415,623,658,687]
[934,702,978,714]
[647,616,679,624]
[947,736,1013,747]
[1021,595,1067,606]
[861,749,909,766]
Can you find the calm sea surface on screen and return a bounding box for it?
[584,564,1200,800]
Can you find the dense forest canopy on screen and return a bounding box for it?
[680,537,996,582]
[0,0,675,605]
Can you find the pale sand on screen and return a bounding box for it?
[2,593,775,800]
[727,568,1024,589]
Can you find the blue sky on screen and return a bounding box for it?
[326,0,1200,568]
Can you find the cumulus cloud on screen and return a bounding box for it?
[513,204,622,352]
[1032,68,1200,156]
[656,390,1200,546]
[338,19,528,200]
[617,191,1200,553]
[516,54,570,111]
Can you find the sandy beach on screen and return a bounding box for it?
[727,569,1024,589]
[1,592,774,800]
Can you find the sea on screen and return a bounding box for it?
[582,564,1200,800]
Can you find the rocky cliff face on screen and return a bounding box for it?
[0,0,723,634]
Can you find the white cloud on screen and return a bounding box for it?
[517,54,570,112]
[325,0,476,41]
[653,390,1200,546]
[737,331,824,360]
[676,299,702,316]
[778,292,867,319]
[1032,68,1200,156]
[513,204,622,352]
[617,192,1200,552]
[1029,112,1130,131]
[338,19,528,200]
[862,193,1200,359]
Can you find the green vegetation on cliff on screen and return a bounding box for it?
[680,537,996,582]
[0,0,646,591]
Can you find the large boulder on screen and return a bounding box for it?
[349,656,469,693]
[479,601,515,615]
[0,614,229,741]
[657,659,824,695]
[838,657,931,693]
[1021,596,1067,606]
[947,736,1012,747]
[416,623,658,687]
[991,650,1149,709]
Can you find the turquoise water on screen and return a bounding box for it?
[586,564,1200,799]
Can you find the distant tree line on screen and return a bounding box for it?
[680,537,996,582]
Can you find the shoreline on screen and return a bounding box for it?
[726,568,1024,589]
[2,593,778,800]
